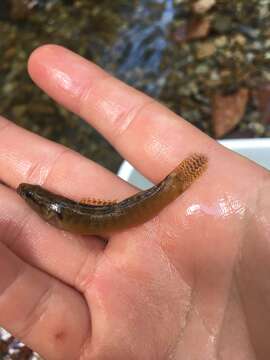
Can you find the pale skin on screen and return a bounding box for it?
[0,45,269,360]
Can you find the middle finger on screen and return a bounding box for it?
[28,45,217,183]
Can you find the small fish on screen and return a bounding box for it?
[17,153,208,235]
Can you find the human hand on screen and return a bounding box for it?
[0,45,269,360]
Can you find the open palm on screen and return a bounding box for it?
[0,45,269,360]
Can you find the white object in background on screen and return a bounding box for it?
[118,138,270,189]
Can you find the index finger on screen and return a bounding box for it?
[28,45,219,182]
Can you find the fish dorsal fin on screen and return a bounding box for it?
[79,197,117,206]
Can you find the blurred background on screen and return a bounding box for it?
[0,0,269,358]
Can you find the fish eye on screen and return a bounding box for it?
[24,189,33,198]
[17,184,37,201]
[21,188,35,201]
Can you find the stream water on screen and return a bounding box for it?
[30,0,175,96]
[99,0,175,97]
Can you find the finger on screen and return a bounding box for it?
[0,117,135,289]
[0,117,133,200]
[28,44,219,182]
[0,241,89,360]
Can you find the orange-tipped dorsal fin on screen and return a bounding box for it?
[79,197,117,206]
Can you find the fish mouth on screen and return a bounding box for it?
[17,183,28,197]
